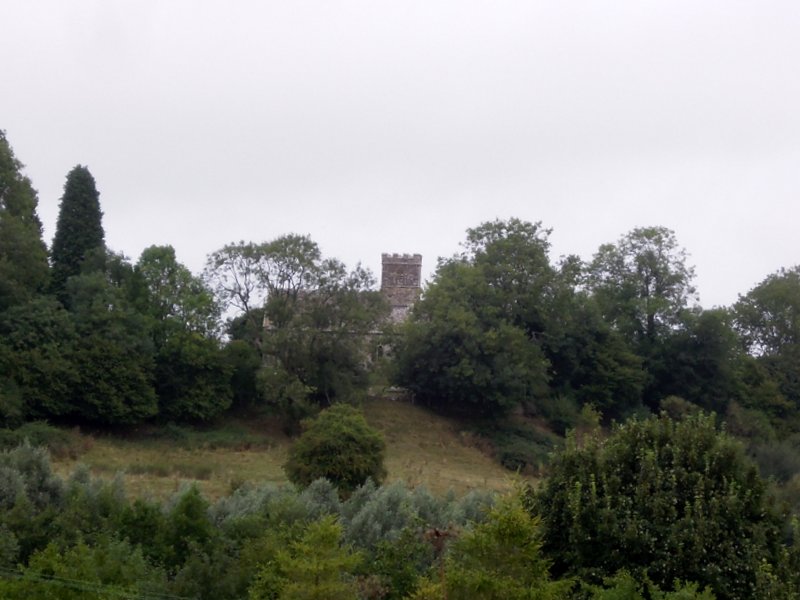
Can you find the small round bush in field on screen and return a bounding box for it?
[284,403,386,495]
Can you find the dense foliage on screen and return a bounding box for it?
[533,413,791,599]
[394,219,650,421]
[0,132,388,427]
[0,131,49,313]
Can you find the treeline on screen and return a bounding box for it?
[394,219,800,445]
[1,412,798,598]
[0,130,389,429]
[4,128,800,443]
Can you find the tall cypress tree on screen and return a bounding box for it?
[50,165,105,300]
[0,130,50,312]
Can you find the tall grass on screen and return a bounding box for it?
[42,400,516,500]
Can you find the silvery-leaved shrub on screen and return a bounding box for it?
[344,480,417,553]
[299,478,342,520]
[0,442,62,510]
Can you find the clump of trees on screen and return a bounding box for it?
[5,125,800,446]
[0,130,387,429]
[0,131,49,313]
[392,217,800,449]
[393,221,661,422]
[206,236,389,417]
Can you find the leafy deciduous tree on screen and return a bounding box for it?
[0,130,49,312]
[0,298,79,422]
[65,265,158,425]
[734,266,800,358]
[733,266,800,411]
[544,292,646,421]
[137,245,220,341]
[263,258,388,407]
[649,309,742,414]
[394,220,556,416]
[587,226,696,345]
[155,332,233,422]
[204,241,268,326]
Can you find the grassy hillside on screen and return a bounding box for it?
[50,399,515,500]
[363,398,514,494]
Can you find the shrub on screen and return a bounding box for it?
[210,483,284,526]
[284,404,386,495]
[370,526,434,600]
[535,394,581,436]
[0,443,63,510]
[534,413,790,599]
[248,515,362,600]
[658,395,700,421]
[164,485,216,569]
[0,422,87,459]
[451,489,496,525]
[298,478,342,520]
[4,539,168,600]
[587,571,715,599]
[471,422,561,475]
[343,480,416,553]
[411,488,571,600]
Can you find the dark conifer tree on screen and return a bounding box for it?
[0,130,49,311]
[50,165,105,300]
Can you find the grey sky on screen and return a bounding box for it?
[3,1,799,308]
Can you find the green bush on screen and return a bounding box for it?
[370,526,434,599]
[248,515,362,600]
[534,413,791,599]
[284,404,386,496]
[0,443,63,511]
[298,478,342,520]
[1,538,168,600]
[411,488,571,600]
[164,485,216,570]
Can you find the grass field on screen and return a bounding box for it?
[51,399,516,500]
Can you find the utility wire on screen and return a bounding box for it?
[0,566,196,600]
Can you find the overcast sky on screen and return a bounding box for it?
[3,1,799,308]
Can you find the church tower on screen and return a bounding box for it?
[381,253,422,322]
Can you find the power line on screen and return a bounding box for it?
[0,566,196,600]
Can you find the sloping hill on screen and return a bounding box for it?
[51,399,513,500]
[363,398,513,494]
